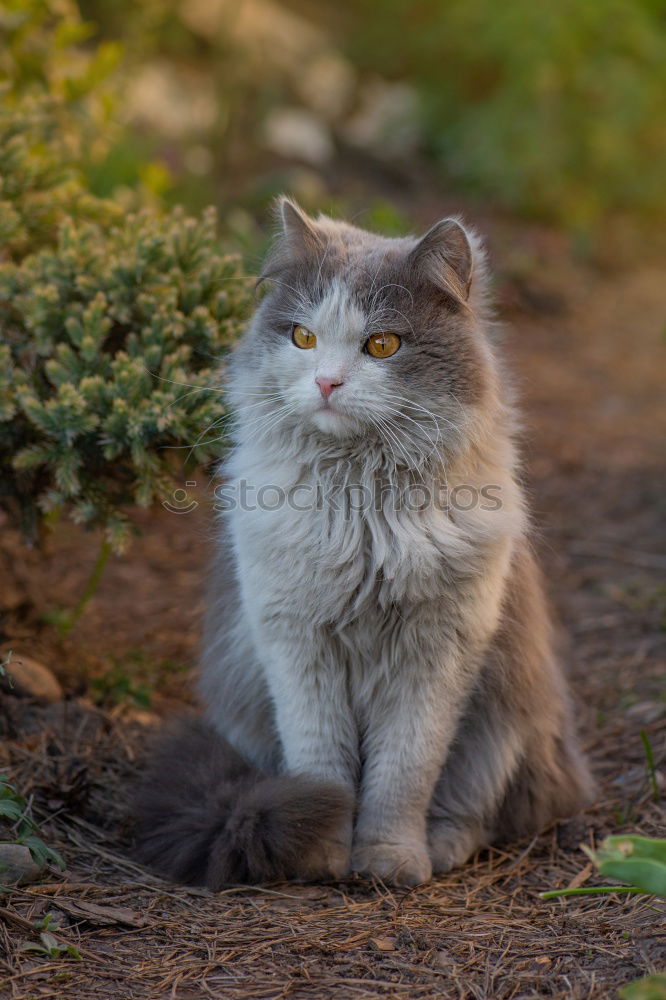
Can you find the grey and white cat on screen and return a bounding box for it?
[134,199,593,887]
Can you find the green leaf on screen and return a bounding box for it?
[0,800,24,822]
[20,834,66,871]
[40,931,60,955]
[582,836,666,899]
[619,972,666,1000]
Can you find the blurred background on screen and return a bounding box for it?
[5,0,666,258]
[86,0,666,253]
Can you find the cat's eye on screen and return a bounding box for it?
[365,332,401,358]
[292,324,317,349]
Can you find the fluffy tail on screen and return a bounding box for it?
[132,717,350,888]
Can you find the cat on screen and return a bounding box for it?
[133,198,593,887]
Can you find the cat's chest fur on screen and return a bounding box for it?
[226,438,493,629]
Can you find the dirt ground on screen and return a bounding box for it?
[0,208,665,999]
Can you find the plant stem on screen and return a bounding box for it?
[540,886,642,900]
[59,539,112,636]
[640,729,660,802]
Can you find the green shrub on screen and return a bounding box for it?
[1,203,249,550]
[347,0,666,229]
[0,0,251,552]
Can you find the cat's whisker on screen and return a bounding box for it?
[232,389,288,399]
[238,394,294,418]
[368,414,401,471]
[234,395,287,411]
[178,400,284,462]
[263,277,312,309]
[380,403,442,458]
[367,250,389,301]
[242,410,294,440]
[380,397,447,447]
[183,416,233,463]
[205,274,258,285]
[149,372,224,394]
[164,387,214,410]
[242,401,301,441]
[380,423,438,472]
[373,413,421,472]
[370,305,417,340]
[314,241,332,295]
[445,390,472,427]
[369,282,415,308]
[250,403,301,445]
[382,393,460,435]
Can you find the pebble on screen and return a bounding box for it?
[0,844,44,886]
[1,655,63,704]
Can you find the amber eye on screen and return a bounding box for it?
[365,332,401,358]
[292,324,317,349]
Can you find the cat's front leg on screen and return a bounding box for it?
[260,624,358,879]
[352,628,473,887]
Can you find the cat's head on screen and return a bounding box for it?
[230,198,497,464]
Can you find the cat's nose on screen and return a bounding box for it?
[315,376,343,401]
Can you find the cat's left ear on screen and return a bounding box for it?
[409,219,473,302]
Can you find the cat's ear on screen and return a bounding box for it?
[259,197,324,283]
[409,219,473,302]
[276,196,324,257]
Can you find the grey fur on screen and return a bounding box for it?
[134,199,593,888]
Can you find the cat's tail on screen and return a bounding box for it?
[131,716,350,888]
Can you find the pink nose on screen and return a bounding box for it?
[316,376,343,401]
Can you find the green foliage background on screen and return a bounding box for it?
[347,0,666,228]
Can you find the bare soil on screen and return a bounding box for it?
[0,215,665,999]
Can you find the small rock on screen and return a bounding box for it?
[0,844,44,886]
[370,936,396,952]
[2,655,63,704]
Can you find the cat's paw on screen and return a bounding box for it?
[302,837,351,881]
[429,822,487,873]
[352,840,432,887]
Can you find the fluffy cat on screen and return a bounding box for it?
[134,199,593,887]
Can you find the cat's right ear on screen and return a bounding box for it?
[260,197,324,284]
[277,197,324,256]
